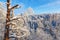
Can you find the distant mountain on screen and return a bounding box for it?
[0,4,60,40]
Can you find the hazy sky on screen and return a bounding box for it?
[0,0,60,14]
